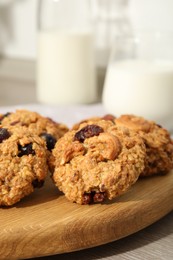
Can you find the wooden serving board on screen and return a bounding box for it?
[0,171,173,260]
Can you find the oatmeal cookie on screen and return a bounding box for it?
[0,126,48,206]
[115,114,173,176]
[0,109,68,150]
[52,120,146,204]
[0,110,69,171]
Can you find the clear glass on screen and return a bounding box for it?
[91,0,131,100]
[37,0,97,105]
[91,0,131,67]
[102,31,173,130]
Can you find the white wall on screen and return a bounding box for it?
[0,0,37,59]
[0,0,173,60]
[129,0,173,32]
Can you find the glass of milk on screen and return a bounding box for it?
[37,0,97,105]
[102,31,173,131]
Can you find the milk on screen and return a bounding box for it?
[103,60,173,129]
[37,30,97,104]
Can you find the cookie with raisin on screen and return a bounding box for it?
[0,126,48,206]
[115,114,173,176]
[52,120,146,204]
[0,109,69,171]
[0,109,68,149]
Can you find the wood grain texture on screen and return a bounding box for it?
[0,171,173,260]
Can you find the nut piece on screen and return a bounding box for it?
[86,133,122,161]
[115,115,151,133]
[60,142,85,165]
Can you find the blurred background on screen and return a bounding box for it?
[0,0,173,105]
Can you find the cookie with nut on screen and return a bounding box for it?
[52,120,146,204]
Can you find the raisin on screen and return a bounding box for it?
[10,120,20,126]
[32,179,44,188]
[18,143,35,157]
[0,128,10,143]
[40,133,57,151]
[0,112,11,123]
[82,193,92,205]
[82,191,106,204]
[102,114,116,121]
[93,192,106,203]
[74,124,104,143]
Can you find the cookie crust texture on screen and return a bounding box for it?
[53,120,146,204]
[115,115,173,176]
[0,109,68,141]
[72,114,116,130]
[0,126,48,206]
